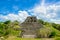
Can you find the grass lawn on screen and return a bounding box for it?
[6,36,40,40]
[5,35,55,40]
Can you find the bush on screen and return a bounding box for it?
[49,31,56,38]
[37,27,52,38]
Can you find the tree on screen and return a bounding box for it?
[52,23,60,31]
[38,19,44,24]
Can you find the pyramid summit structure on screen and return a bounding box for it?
[20,16,43,38]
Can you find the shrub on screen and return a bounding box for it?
[37,27,52,38]
[49,31,56,38]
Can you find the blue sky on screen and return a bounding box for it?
[0,0,40,15]
[0,0,60,24]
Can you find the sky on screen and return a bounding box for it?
[0,0,60,24]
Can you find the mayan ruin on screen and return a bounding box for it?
[20,16,43,38]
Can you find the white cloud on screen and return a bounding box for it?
[32,6,47,14]
[31,4,59,19]
[0,11,29,22]
[50,19,60,24]
[45,13,57,18]
[28,0,60,24]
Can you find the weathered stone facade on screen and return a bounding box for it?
[20,16,43,38]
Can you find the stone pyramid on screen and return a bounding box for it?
[20,16,43,38]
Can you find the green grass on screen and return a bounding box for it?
[16,38,40,40]
[6,36,40,40]
[55,37,60,40]
[5,35,55,40]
